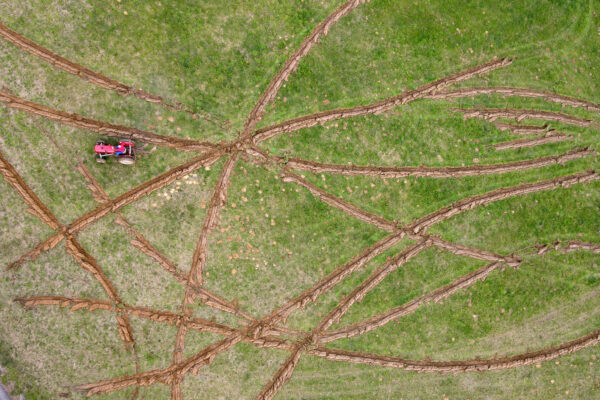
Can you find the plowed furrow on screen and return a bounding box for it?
[0,89,219,152]
[457,108,596,128]
[494,122,549,135]
[279,148,592,178]
[241,0,370,136]
[426,87,600,112]
[314,240,431,334]
[255,345,305,400]
[0,22,212,118]
[252,57,512,143]
[320,262,504,342]
[493,132,572,150]
[0,151,61,229]
[408,170,599,234]
[534,240,600,255]
[6,231,64,270]
[171,153,239,399]
[309,329,600,372]
[68,150,224,234]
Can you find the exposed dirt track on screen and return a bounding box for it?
[535,240,600,255]
[320,262,504,342]
[172,153,239,399]
[494,122,549,135]
[0,89,219,152]
[309,329,600,372]
[251,58,513,143]
[255,345,305,400]
[241,0,370,136]
[5,3,600,397]
[315,240,432,334]
[0,21,223,123]
[407,170,599,234]
[277,148,593,178]
[457,107,597,128]
[426,87,600,112]
[493,131,572,150]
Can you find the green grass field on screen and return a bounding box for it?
[0,0,599,399]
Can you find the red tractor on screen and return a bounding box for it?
[94,139,136,165]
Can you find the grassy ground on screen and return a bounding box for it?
[0,0,599,399]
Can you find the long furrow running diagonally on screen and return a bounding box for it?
[0,89,220,152]
[492,132,572,150]
[251,57,513,144]
[0,149,136,348]
[171,153,239,400]
[75,167,600,397]
[321,238,600,342]
[308,329,600,372]
[269,147,594,179]
[253,240,432,400]
[456,107,598,128]
[426,87,600,112]
[6,148,226,270]
[13,295,294,349]
[0,21,223,124]
[240,0,370,137]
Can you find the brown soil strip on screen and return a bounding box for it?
[0,21,223,124]
[426,87,600,112]
[0,151,62,230]
[76,333,245,395]
[320,261,504,342]
[456,108,596,128]
[314,240,432,334]
[534,240,600,255]
[69,149,224,233]
[493,131,572,150]
[430,238,521,267]
[171,153,239,399]
[494,122,549,135]
[308,329,600,372]
[281,169,397,232]
[251,57,512,144]
[408,170,600,234]
[241,0,369,137]
[279,147,593,178]
[255,345,305,400]
[0,89,219,152]
[6,231,65,270]
[1,150,137,345]
[7,148,224,271]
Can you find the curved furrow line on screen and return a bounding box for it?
[279,148,593,178]
[456,107,597,128]
[241,0,370,136]
[426,87,600,112]
[251,57,512,143]
[0,89,219,152]
[0,21,222,123]
[309,329,600,372]
[493,132,571,150]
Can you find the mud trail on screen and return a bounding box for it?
[278,148,593,178]
[493,131,572,150]
[241,0,370,137]
[494,122,549,135]
[457,107,597,128]
[0,89,219,152]
[309,329,600,372]
[426,87,600,112]
[0,22,224,125]
[251,58,513,143]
